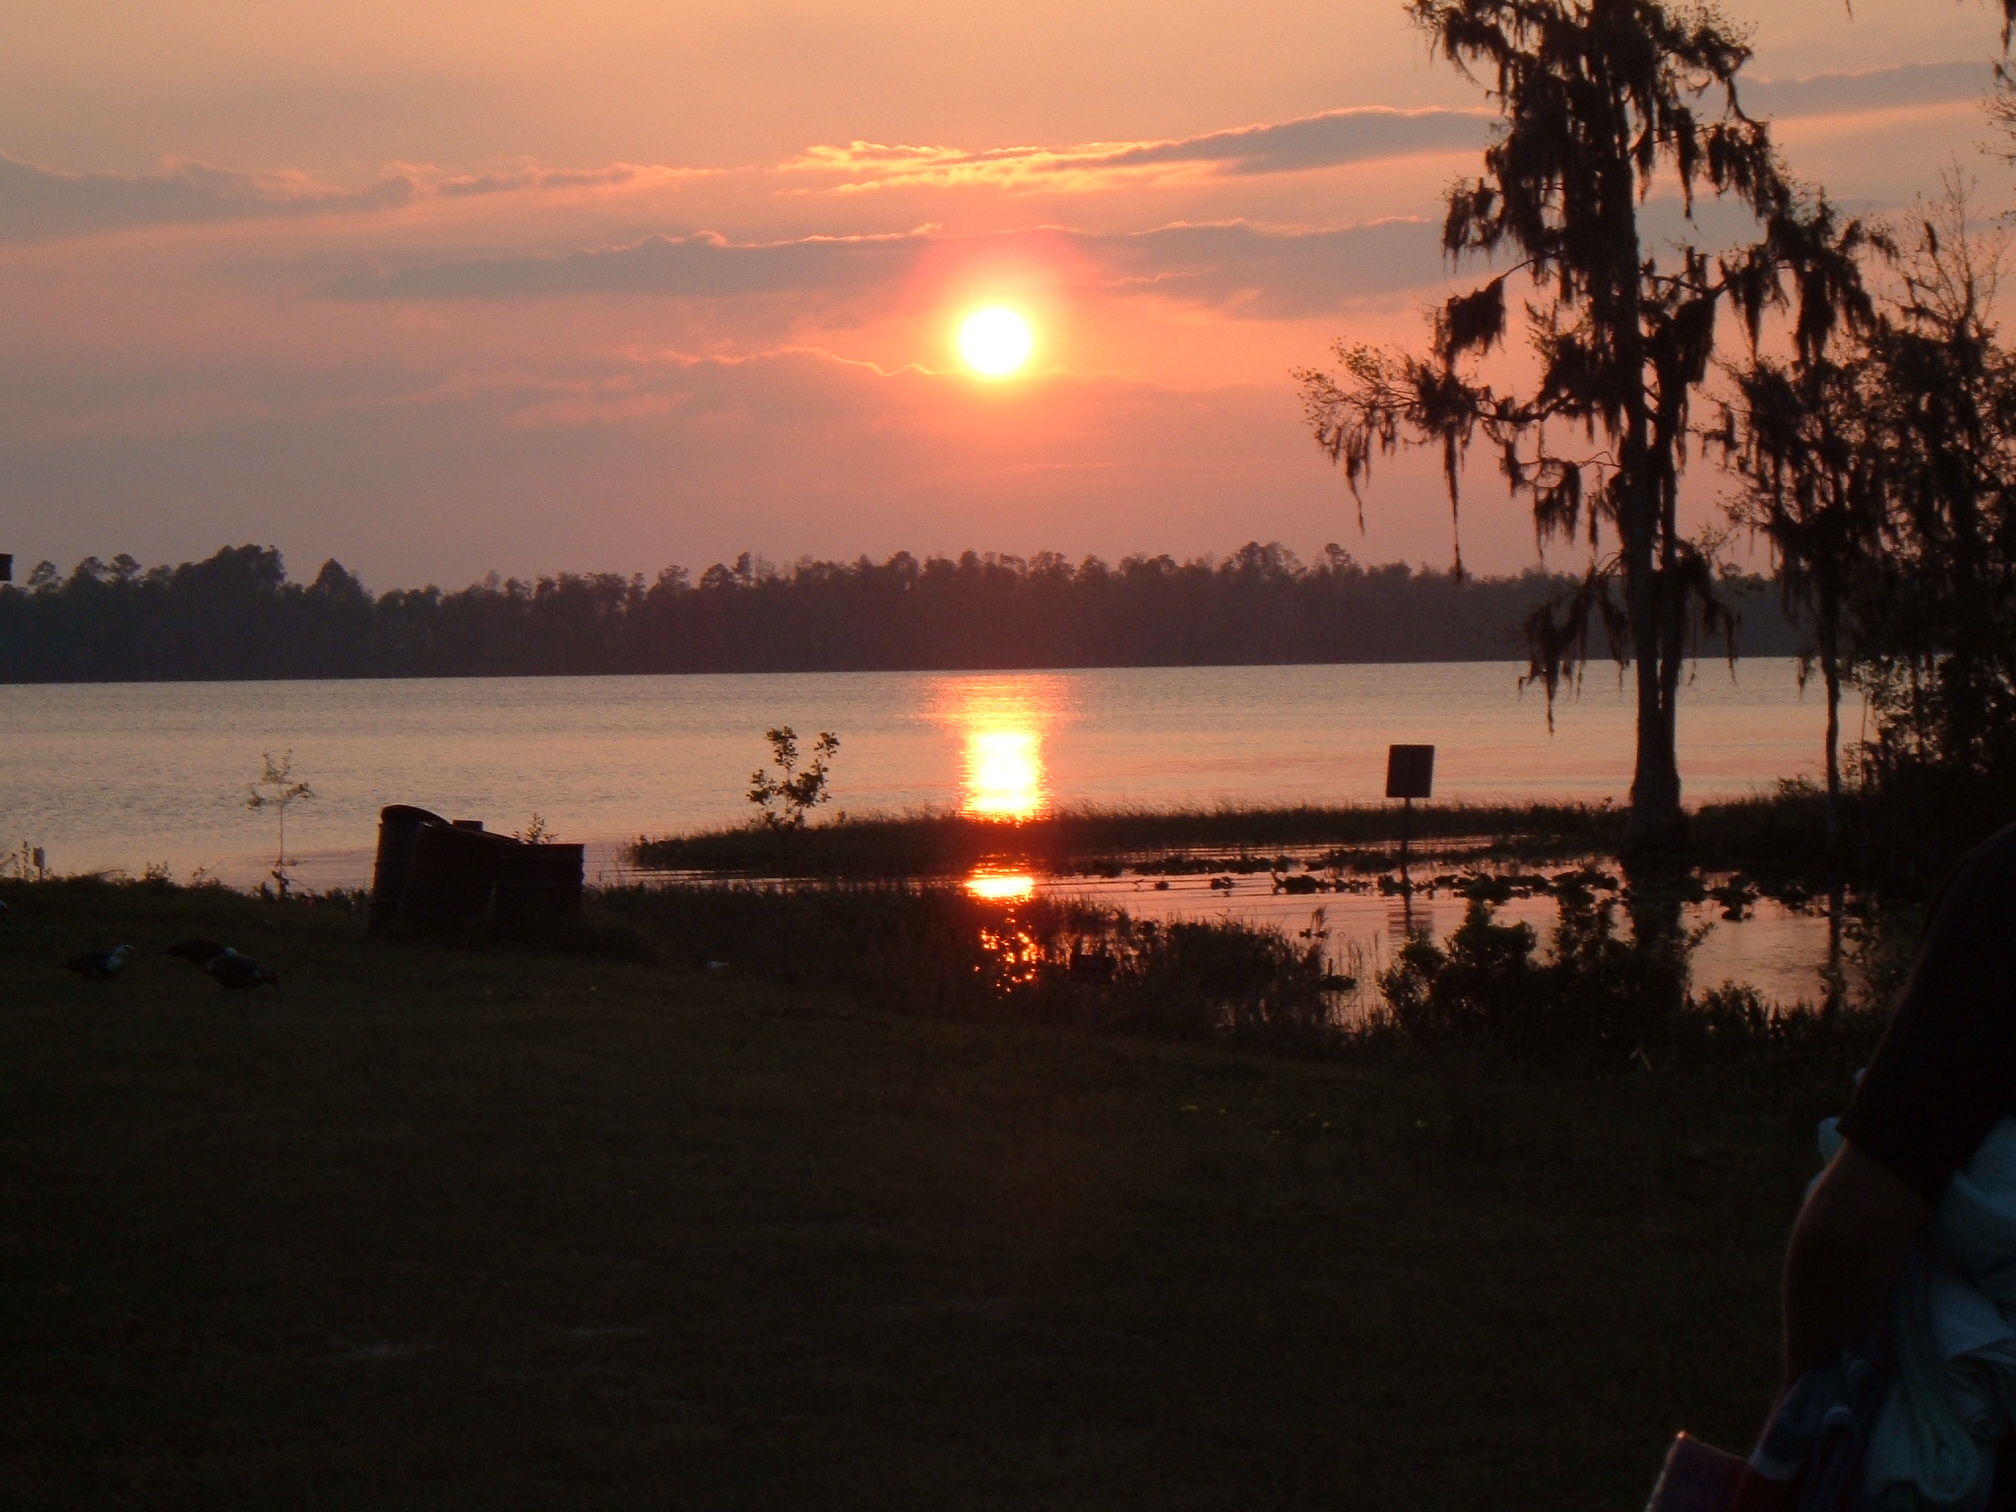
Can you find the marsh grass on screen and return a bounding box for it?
[632,787,1976,888]
[630,800,1628,879]
[0,873,1871,1510]
[593,881,1339,1054]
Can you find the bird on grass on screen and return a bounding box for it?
[160,939,227,966]
[61,945,134,980]
[209,952,280,991]
[159,939,280,991]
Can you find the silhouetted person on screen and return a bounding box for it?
[1770,823,2016,1506]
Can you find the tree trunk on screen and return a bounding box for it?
[1603,110,1686,855]
[1625,484,1687,852]
[1821,646,1842,861]
[1628,599,1686,848]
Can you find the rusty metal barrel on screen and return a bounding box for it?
[398,821,503,935]
[370,805,447,936]
[494,842,586,937]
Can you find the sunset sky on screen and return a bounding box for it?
[5,0,2013,587]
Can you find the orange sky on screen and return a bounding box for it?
[3,0,2014,586]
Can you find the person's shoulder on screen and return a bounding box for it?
[1934,823,2016,928]
[1958,824,2016,885]
[1969,822,2016,859]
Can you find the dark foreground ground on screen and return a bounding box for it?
[1,879,1845,1510]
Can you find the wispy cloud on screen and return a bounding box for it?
[428,162,701,199]
[325,218,1447,316]
[1089,219,1448,315]
[0,155,707,242]
[1743,58,1991,119]
[325,229,923,300]
[0,155,419,242]
[781,60,1995,196]
[783,107,1493,194]
[1,60,1989,244]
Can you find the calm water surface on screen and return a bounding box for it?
[0,661,1857,1003]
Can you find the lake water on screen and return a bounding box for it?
[0,659,1852,887]
[0,661,1859,1004]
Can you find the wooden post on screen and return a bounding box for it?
[1384,745,1435,919]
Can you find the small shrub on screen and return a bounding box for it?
[245,751,314,897]
[1106,917,1333,1050]
[746,727,840,830]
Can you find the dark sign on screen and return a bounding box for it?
[0,554,11,584]
[1385,744,1435,800]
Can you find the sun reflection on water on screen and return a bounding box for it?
[937,674,1067,822]
[966,731,1043,818]
[977,923,1045,986]
[966,869,1036,902]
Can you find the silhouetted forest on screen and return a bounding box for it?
[0,542,1805,682]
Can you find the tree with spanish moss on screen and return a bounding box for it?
[1719,179,2016,863]
[1853,192,2016,810]
[1297,0,1870,849]
[1710,303,1889,856]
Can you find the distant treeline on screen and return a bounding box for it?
[0,542,1807,682]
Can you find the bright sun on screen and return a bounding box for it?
[957,306,1034,378]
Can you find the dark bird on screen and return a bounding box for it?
[207,952,279,991]
[159,940,279,990]
[61,945,134,980]
[160,939,230,967]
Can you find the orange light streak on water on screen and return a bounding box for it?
[965,869,1036,901]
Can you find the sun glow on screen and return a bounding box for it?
[956,306,1034,378]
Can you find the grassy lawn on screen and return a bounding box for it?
[0,878,1845,1510]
